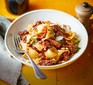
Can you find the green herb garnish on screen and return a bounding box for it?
[37,56,41,58]
[31,36,38,44]
[48,28,55,35]
[76,46,81,51]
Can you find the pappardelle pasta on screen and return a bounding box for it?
[18,21,80,66]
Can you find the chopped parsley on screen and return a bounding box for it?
[76,46,81,51]
[31,36,38,44]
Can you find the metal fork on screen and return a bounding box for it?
[13,35,47,79]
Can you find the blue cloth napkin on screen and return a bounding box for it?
[0,16,30,85]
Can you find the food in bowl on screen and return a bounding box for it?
[5,9,88,69]
[18,20,80,66]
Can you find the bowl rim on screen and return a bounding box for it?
[5,9,88,69]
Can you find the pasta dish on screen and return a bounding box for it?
[18,21,80,66]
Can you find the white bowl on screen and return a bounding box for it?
[5,9,88,69]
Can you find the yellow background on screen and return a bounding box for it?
[0,0,93,85]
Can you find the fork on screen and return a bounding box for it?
[13,35,47,79]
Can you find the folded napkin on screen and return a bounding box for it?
[0,16,30,85]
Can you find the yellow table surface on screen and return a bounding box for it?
[0,0,93,85]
